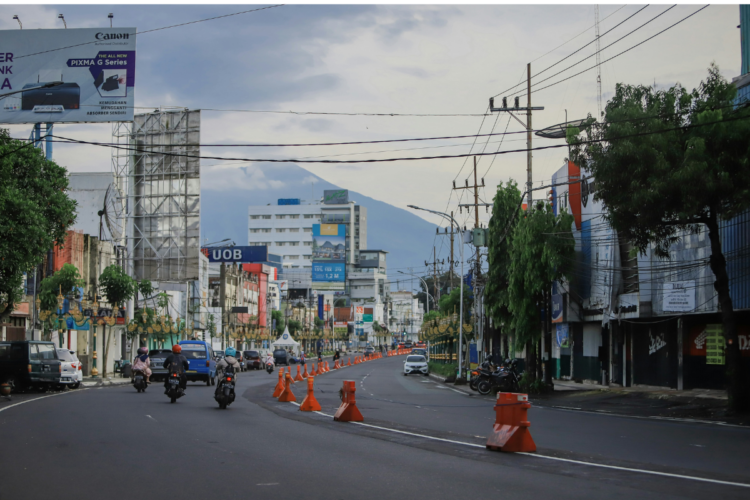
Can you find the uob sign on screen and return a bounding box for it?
[201,246,268,263]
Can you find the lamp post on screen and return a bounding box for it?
[397,270,433,315]
[407,205,465,380]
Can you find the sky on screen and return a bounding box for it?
[1,2,743,266]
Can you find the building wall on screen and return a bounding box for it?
[248,203,321,269]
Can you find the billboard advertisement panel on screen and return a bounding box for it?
[323,189,348,205]
[0,28,136,124]
[201,246,269,263]
[312,223,345,290]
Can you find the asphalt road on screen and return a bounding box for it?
[2,355,749,500]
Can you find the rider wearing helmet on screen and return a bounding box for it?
[162,344,189,393]
[132,347,152,384]
[215,347,241,396]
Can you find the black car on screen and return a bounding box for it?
[273,349,289,366]
[243,350,262,370]
[147,349,173,381]
[0,341,61,391]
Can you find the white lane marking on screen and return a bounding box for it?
[146,415,158,422]
[257,483,279,486]
[436,385,447,389]
[295,407,750,489]
[0,390,81,413]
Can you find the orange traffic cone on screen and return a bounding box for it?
[302,364,309,379]
[334,380,364,422]
[299,376,322,412]
[347,357,352,366]
[325,362,330,373]
[294,364,304,382]
[286,366,294,383]
[272,368,285,398]
[278,372,296,402]
[317,362,324,375]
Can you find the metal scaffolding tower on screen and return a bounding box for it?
[111,108,201,282]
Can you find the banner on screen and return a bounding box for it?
[312,223,346,290]
[0,28,136,124]
[201,246,268,263]
[662,281,695,313]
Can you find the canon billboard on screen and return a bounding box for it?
[0,28,136,124]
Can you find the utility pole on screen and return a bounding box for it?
[436,214,455,291]
[489,64,544,212]
[424,249,444,305]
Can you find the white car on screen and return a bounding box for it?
[404,355,429,376]
[57,349,82,389]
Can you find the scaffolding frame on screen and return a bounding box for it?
[111,108,201,282]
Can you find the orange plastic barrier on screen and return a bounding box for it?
[347,357,352,366]
[325,361,330,372]
[272,368,285,398]
[294,365,304,382]
[333,380,364,422]
[485,393,536,453]
[302,364,309,379]
[278,372,296,402]
[317,363,324,375]
[286,366,293,383]
[299,376,322,412]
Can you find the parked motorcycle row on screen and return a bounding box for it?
[468,359,521,395]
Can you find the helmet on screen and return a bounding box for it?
[172,344,182,354]
[137,347,148,355]
[225,347,236,357]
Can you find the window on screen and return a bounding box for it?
[36,344,57,360]
[276,242,286,247]
[249,229,260,233]
[289,228,299,233]
[286,255,300,260]
[250,215,260,219]
[303,228,312,233]
[289,242,299,246]
[276,215,287,219]
[303,255,312,259]
[261,215,271,220]
[303,214,316,219]
[289,215,299,219]
[303,241,312,246]
[276,228,286,233]
[262,228,271,233]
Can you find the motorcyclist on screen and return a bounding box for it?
[132,347,152,384]
[264,352,275,369]
[332,350,340,362]
[162,344,189,393]
[217,347,241,378]
[299,351,306,366]
[216,347,241,395]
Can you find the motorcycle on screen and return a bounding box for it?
[265,361,275,374]
[469,360,494,392]
[215,366,236,409]
[477,359,520,395]
[165,370,185,403]
[133,369,148,393]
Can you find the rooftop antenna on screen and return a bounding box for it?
[108,13,113,27]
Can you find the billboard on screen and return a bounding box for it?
[202,246,269,263]
[0,28,136,124]
[323,189,349,205]
[312,224,346,290]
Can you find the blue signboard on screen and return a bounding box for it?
[202,246,268,263]
[312,224,346,288]
[551,294,563,323]
[556,323,569,348]
[312,262,346,283]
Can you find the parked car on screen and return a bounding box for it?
[243,350,262,370]
[403,355,429,376]
[147,349,173,381]
[404,341,413,349]
[364,346,375,358]
[0,341,61,391]
[56,349,82,389]
[273,348,289,366]
[178,340,218,385]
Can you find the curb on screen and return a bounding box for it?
[81,378,132,388]
[427,373,476,395]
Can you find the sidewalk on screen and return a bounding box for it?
[81,375,132,388]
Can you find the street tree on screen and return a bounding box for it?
[508,201,575,383]
[271,310,285,335]
[38,263,84,340]
[98,264,136,376]
[0,130,77,324]
[569,64,750,411]
[485,180,523,358]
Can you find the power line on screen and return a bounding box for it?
[522,5,709,97]
[496,4,649,97]
[16,5,284,59]
[41,112,750,164]
[507,5,678,98]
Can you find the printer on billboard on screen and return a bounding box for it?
[21,81,80,112]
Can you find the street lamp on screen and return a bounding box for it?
[407,205,465,380]
[58,13,67,29]
[108,13,113,27]
[13,15,21,29]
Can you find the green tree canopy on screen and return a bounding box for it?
[485,180,522,332]
[271,309,285,334]
[0,130,77,321]
[569,64,750,411]
[507,202,574,347]
[438,286,473,318]
[98,264,136,307]
[38,263,84,311]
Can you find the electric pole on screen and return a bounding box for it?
[489,64,544,212]
[424,248,444,305]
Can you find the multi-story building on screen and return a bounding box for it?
[389,290,424,342]
[247,191,368,296]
